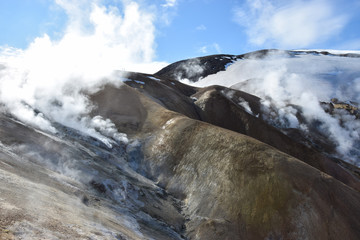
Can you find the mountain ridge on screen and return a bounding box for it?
[155,49,360,82]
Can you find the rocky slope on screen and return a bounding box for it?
[1,50,360,239]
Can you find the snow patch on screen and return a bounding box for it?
[134,80,145,85]
[148,76,161,81]
[161,117,180,130]
[122,78,145,85]
[295,49,360,55]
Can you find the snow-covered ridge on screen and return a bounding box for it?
[180,50,360,164]
[295,49,360,55]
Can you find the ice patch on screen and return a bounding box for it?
[295,49,360,55]
[122,78,145,85]
[148,76,161,81]
[134,80,145,85]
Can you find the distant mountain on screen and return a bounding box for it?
[1,50,360,239]
[155,49,360,82]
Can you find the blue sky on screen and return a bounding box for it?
[1,0,360,64]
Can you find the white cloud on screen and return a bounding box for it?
[198,43,221,54]
[199,46,208,54]
[196,24,207,31]
[234,0,348,48]
[162,0,177,8]
[213,43,221,53]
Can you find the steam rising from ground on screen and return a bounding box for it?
[0,0,167,145]
[186,52,360,163]
[172,58,205,83]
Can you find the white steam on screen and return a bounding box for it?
[0,0,168,146]
[187,52,360,163]
[173,58,205,82]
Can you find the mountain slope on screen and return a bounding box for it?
[91,83,360,239]
[120,72,360,191]
[1,50,360,239]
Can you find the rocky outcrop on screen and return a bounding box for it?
[320,98,360,119]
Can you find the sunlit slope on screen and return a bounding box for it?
[92,83,360,239]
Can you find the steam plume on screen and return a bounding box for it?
[0,0,167,145]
